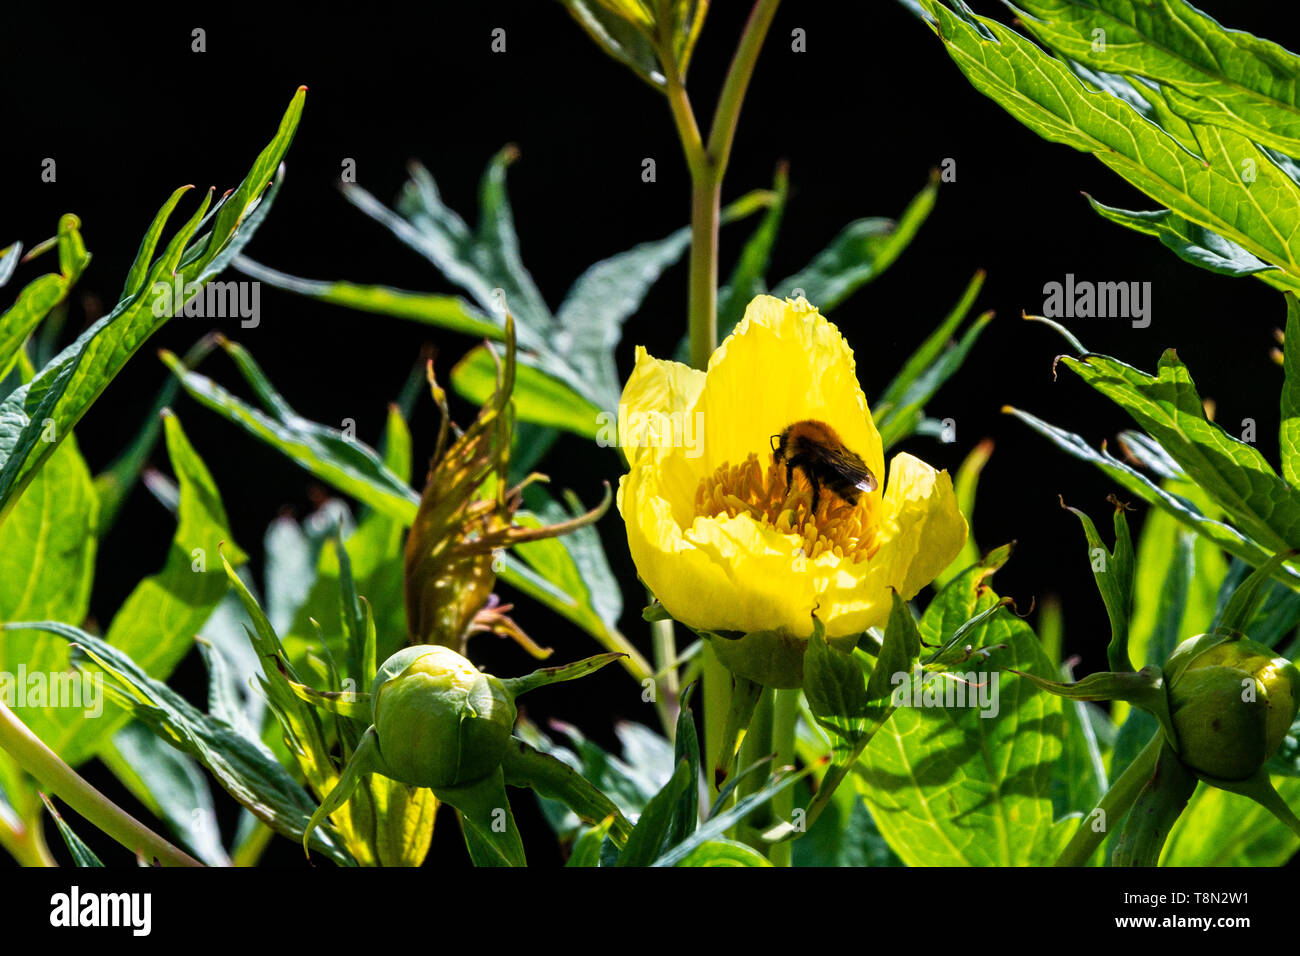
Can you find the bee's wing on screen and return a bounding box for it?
[826,445,878,493]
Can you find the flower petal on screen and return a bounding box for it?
[697,296,884,486]
[617,345,705,467]
[872,452,967,599]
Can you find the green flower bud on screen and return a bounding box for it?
[371,645,516,789]
[1166,634,1300,781]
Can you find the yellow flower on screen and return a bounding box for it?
[617,295,966,682]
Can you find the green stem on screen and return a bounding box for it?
[770,688,798,866]
[1056,732,1162,867]
[0,700,201,867]
[0,811,56,866]
[706,0,783,181]
[651,616,680,739]
[702,643,731,805]
[735,686,774,852]
[688,175,721,367]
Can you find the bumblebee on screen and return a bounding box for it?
[771,419,878,514]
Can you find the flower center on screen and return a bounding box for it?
[693,453,880,562]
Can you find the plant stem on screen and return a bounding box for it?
[706,0,783,181]
[702,643,731,804]
[651,617,681,739]
[0,812,55,867]
[735,686,774,852]
[770,688,798,866]
[0,700,201,867]
[688,175,721,367]
[1056,732,1162,867]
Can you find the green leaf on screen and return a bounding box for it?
[355,149,553,335]
[1053,660,1109,821]
[219,553,336,795]
[667,685,701,847]
[564,814,616,867]
[1212,559,1300,651]
[803,619,872,751]
[876,301,993,450]
[1218,548,1297,635]
[771,172,939,311]
[100,722,230,867]
[443,768,526,867]
[1086,197,1291,288]
[616,758,693,866]
[0,88,304,523]
[0,434,97,814]
[558,0,666,89]
[1129,487,1225,673]
[1008,405,1300,589]
[553,221,694,409]
[499,737,633,845]
[39,793,103,867]
[92,335,221,533]
[875,268,986,416]
[13,621,352,865]
[0,214,89,385]
[671,839,771,867]
[232,257,501,338]
[858,560,1064,866]
[1062,497,1135,671]
[49,412,244,769]
[1010,0,1300,156]
[0,242,21,289]
[653,762,813,866]
[162,342,418,524]
[1063,350,1300,553]
[1162,778,1300,865]
[921,1,1300,286]
[1282,294,1300,489]
[452,345,605,439]
[935,437,994,588]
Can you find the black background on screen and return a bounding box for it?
[0,1,1291,867]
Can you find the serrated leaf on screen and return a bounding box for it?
[1008,406,1300,589]
[1086,197,1292,288]
[922,1,1300,286]
[0,215,89,386]
[10,621,352,865]
[858,560,1063,866]
[162,343,418,524]
[233,256,501,338]
[1010,0,1300,156]
[0,88,303,523]
[1063,350,1300,553]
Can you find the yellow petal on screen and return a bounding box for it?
[872,452,968,599]
[618,345,706,473]
[697,296,884,487]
